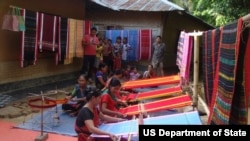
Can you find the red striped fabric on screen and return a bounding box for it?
[84,20,91,35]
[139,29,152,60]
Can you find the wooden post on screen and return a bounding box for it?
[188,31,203,108]
[242,14,250,28]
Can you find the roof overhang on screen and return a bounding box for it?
[90,0,184,11]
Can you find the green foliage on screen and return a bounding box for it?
[170,0,250,27]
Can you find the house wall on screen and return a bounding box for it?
[86,3,213,73]
[162,11,213,72]
[88,10,163,40]
[0,0,85,86]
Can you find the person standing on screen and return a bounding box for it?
[151,35,166,77]
[102,38,114,75]
[81,27,99,82]
[121,37,132,67]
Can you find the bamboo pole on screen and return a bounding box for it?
[188,31,203,107]
[242,14,250,28]
[242,14,250,21]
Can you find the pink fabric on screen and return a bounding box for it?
[181,32,193,83]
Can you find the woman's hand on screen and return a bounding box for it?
[109,134,118,141]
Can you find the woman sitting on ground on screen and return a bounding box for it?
[100,78,128,118]
[62,74,91,116]
[95,62,108,90]
[75,88,126,141]
[103,69,129,96]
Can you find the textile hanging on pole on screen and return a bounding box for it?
[58,17,68,64]
[202,28,220,107]
[64,18,77,65]
[208,18,245,125]
[20,9,39,68]
[74,20,84,58]
[105,30,140,61]
[176,31,193,84]
[139,29,152,61]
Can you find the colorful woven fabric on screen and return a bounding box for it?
[58,17,68,64]
[139,29,152,60]
[181,32,193,83]
[121,86,182,102]
[119,94,192,116]
[229,28,250,124]
[208,18,243,125]
[122,75,180,90]
[176,31,185,68]
[105,29,141,61]
[74,20,84,58]
[37,13,59,52]
[20,10,38,68]
[202,28,220,107]
[64,18,77,64]
[176,31,193,84]
[244,32,250,114]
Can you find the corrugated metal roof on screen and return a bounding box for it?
[91,0,184,11]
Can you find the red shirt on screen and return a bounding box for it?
[83,35,99,55]
[100,93,118,116]
[113,56,121,70]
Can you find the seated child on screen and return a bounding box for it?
[143,64,156,79]
[129,66,142,81]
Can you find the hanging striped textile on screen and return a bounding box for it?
[180,32,193,83]
[176,31,193,84]
[128,30,140,61]
[58,17,68,64]
[139,29,152,60]
[244,32,250,114]
[208,18,243,125]
[229,28,249,124]
[37,13,61,65]
[20,9,38,68]
[74,20,84,58]
[202,28,220,107]
[176,31,185,69]
[37,13,59,52]
[105,30,140,61]
[64,18,77,64]
[84,20,91,35]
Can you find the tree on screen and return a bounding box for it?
[170,0,250,27]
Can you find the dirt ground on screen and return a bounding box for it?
[0,86,74,125]
[0,83,249,125]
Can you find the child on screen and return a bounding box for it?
[95,62,108,90]
[95,39,104,70]
[143,64,156,79]
[129,66,141,81]
[113,52,122,71]
[123,65,131,81]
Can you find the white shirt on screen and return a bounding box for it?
[122,43,131,61]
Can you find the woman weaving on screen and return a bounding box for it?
[100,78,128,118]
[75,88,126,141]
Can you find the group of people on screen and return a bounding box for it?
[62,27,166,141]
[62,73,129,141]
[81,27,133,82]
